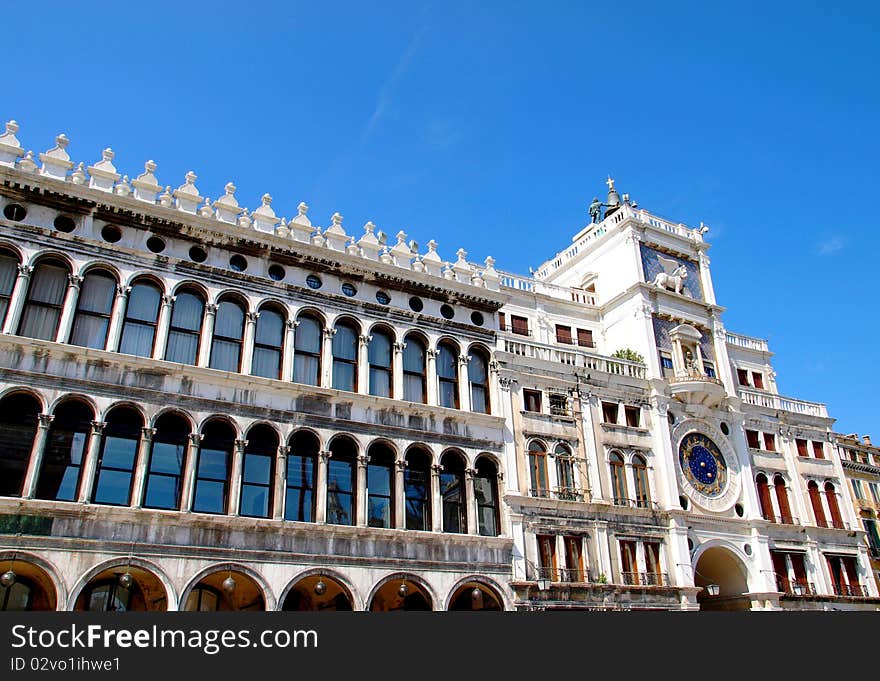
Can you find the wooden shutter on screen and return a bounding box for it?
[498,311,506,331]
[576,329,594,347]
[555,325,573,344]
[511,315,529,336]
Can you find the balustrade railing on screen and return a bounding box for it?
[529,488,586,502]
[832,583,867,597]
[726,332,769,352]
[501,337,646,379]
[777,578,815,596]
[621,571,668,587]
[738,388,828,418]
[612,497,658,510]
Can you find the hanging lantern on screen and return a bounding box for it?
[117,572,134,589]
[398,581,409,598]
[222,575,237,594]
[471,587,483,606]
[1,569,16,588]
[314,579,326,596]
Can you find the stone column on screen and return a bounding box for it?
[465,466,479,534]
[228,438,247,516]
[55,274,83,343]
[320,327,336,388]
[394,459,407,529]
[356,454,370,527]
[392,341,406,400]
[431,463,443,532]
[104,284,131,352]
[22,413,54,498]
[457,354,471,411]
[315,451,332,523]
[152,294,175,360]
[77,421,106,503]
[180,432,202,512]
[357,334,371,395]
[426,348,439,406]
[130,426,156,508]
[2,264,32,335]
[273,445,288,520]
[241,311,259,375]
[281,319,298,382]
[196,303,218,367]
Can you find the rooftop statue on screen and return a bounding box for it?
[588,197,603,223]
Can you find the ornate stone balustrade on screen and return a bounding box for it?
[738,388,828,418]
[726,332,769,353]
[500,336,646,379]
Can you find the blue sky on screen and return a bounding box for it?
[4,2,878,435]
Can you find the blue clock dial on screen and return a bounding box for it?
[679,433,727,497]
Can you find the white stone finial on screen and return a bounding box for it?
[88,147,120,192]
[346,236,361,256]
[213,181,240,223]
[252,193,278,234]
[390,229,412,268]
[159,185,174,207]
[412,254,425,272]
[310,225,326,248]
[325,212,347,251]
[173,171,202,213]
[421,238,443,276]
[358,221,381,260]
[132,160,161,203]
[482,255,500,291]
[39,133,74,178]
[114,175,132,197]
[237,208,253,229]
[453,247,471,283]
[198,197,214,218]
[289,202,312,242]
[442,261,456,280]
[0,120,24,167]
[70,162,87,185]
[276,217,290,238]
[18,151,38,173]
[298,201,309,216]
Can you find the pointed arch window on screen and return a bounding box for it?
[825,482,844,529]
[332,320,359,392]
[70,269,116,349]
[165,289,204,365]
[555,444,576,499]
[402,335,427,403]
[368,328,393,398]
[293,314,322,386]
[18,259,69,340]
[808,480,826,528]
[528,441,549,498]
[92,406,143,506]
[633,454,651,508]
[209,298,245,373]
[757,473,775,522]
[144,412,189,510]
[774,474,793,524]
[119,280,161,357]
[437,341,459,409]
[252,306,284,379]
[37,400,93,501]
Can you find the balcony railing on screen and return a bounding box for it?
[761,513,800,526]
[529,488,586,502]
[612,497,659,510]
[832,583,868,597]
[777,579,816,596]
[726,332,769,353]
[738,388,828,418]
[814,518,848,530]
[621,571,668,587]
[501,337,646,379]
[529,566,595,584]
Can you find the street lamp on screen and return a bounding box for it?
[704,584,720,596]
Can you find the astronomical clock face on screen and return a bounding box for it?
[678,432,727,498]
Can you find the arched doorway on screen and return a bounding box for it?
[182,568,266,611]
[282,574,353,611]
[0,556,58,611]
[448,581,504,611]
[693,546,750,611]
[74,564,168,612]
[369,576,433,611]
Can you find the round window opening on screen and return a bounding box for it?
[679,432,727,498]
[54,215,76,233]
[101,225,122,243]
[744,543,752,555]
[375,290,391,305]
[3,204,26,221]
[189,246,208,263]
[720,422,730,435]
[471,311,484,326]
[268,264,285,281]
[146,236,166,253]
[668,412,676,426]
[306,274,322,290]
[341,283,357,297]
[687,537,694,551]
[409,296,423,312]
[679,495,690,510]
[735,503,745,517]
[440,304,454,320]
[229,254,248,272]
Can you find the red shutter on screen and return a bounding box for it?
[771,552,790,593]
[752,372,764,389]
[498,311,506,331]
[737,369,750,386]
[555,325,573,344]
[812,441,825,459]
[576,329,594,347]
[511,315,529,336]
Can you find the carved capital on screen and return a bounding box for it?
[37,413,55,429]
[395,459,408,472]
[90,420,107,435]
[357,454,370,468]
[286,319,301,331]
[322,328,337,339]
[246,311,260,324]
[278,445,290,458]
[141,426,157,441]
[17,264,32,278]
[426,349,439,360]
[188,432,204,446]
[498,376,516,391]
[459,354,471,365]
[431,463,444,475]
[393,342,407,353]
[319,450,333,463]
[234,438,248,453]
[489,359,501,374]
[465,467,477,480]
[358,334,372,346]
[67,274,83,288]
[116,284,132,298]
[162,294,176,307]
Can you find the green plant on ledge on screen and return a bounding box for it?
[611,348,645,365]
[597,573,608,584]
